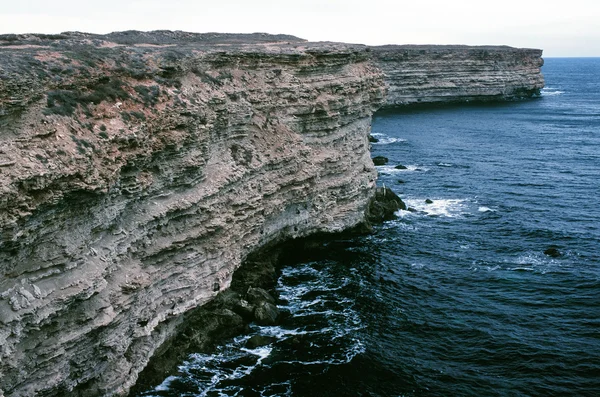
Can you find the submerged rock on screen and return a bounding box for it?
[394,164,408,170]
[544,247,562,258]
[245,335,277,349]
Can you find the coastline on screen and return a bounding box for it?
[0,31,544,396]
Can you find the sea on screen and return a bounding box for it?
[138,58,600,396]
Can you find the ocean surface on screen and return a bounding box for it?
[140,58,600,396]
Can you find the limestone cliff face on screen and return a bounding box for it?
[0,32,544,397]
[371,45,544,107]
[0,33,383,396]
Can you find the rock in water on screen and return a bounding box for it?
[245,335,277,349]
[246,287,276,305]
[372,156,389,165]
[366,186,407,223]
[425,199,434,204]
[395,164,408,169]
[369,135,379,143]
[254,301,280,325]
[544,247,562,258]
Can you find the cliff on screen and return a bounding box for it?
[371,45,544,107]
[0,32,544,397]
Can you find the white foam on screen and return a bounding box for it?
[402,198,470,218]
[371,132,407,145]
[376,164,428,174]
[541,87,564,96]
[240,346,273,362]
[437,162,454,167]
[508,266,535,272]
[478,206,495,213]
[262,381,293,396]
[515,253,548,266]
[257,325,306,338]
[153,375,177,391]
[175,344,273,396]
[384,219,420,230]
[155,260,367,395]
[278,336,365,367]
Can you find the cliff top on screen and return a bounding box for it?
[0,30,306,47]
[370,44,542,52]
[0,30,542,53]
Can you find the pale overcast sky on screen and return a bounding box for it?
[1,0,599,56]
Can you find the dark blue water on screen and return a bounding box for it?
[142,58,600,396]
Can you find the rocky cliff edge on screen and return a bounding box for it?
[371,44,544,106]
[0,31,543,396]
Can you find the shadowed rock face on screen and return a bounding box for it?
[371,45,544,107]
[0,32,544,396]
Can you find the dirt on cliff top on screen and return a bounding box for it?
[0,30,306,47]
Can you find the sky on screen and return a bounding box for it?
[1,0,599,57]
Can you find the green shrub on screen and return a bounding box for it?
[130,111,146,120]
[45,78,130,116]
[134,85,160,105]
[85,78,130,105]
[45,90,81,116]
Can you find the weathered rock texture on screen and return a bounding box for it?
[371,45,544,107]
[0,32,384,397]
[0,31,544,397]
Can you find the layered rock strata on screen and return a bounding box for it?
[0,32,544,397]
[0,33,384,396]
[371,45,544,107]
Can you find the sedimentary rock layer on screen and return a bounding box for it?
[371,45,544,107]
[0,32,544,397]
[0,33,384,396]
